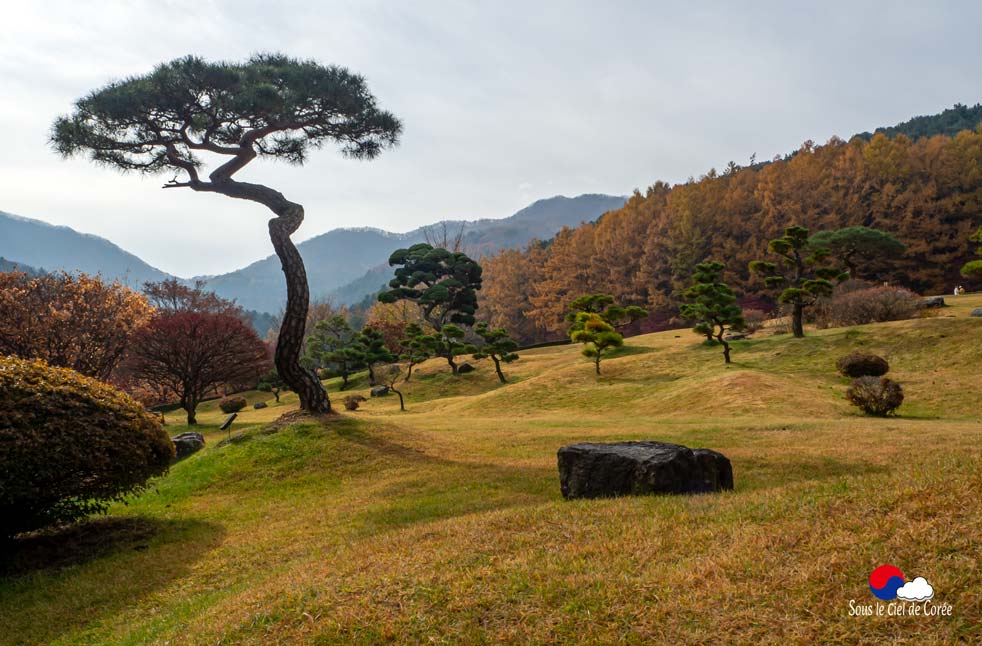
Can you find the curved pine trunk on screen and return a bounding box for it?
[268,205,331,412]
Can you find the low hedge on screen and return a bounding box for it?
[0,356,174,539]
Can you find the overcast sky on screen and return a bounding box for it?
[1,1,980,276]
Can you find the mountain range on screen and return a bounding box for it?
[0,193,625,314]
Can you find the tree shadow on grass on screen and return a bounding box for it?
[0,516,225,646]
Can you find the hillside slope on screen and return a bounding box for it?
[0,211,172,287]
[2,297,979,645]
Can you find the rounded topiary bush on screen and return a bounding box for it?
[218,396,247,414]
[836,352,889,378]
[0,356,174,540]
[846,376,904,416]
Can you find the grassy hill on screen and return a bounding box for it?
[2,295,981,644]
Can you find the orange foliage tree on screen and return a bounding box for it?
[0,271,152,380]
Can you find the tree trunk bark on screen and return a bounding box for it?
[393,388,405,411]
[405,361,415,382]
[268,205,331,412]
[595,354,601,375]
[182,397,197,425]
[792,302,804,338]
[492,356,506,383]
[447,353,458,375]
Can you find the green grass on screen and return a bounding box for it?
[1,295,981,645]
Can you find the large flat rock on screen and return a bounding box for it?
[557,441,733,499]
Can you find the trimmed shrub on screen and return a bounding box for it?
[846,376,904,416]
[343,395,366,411]
[816,285,921,328]
[218,396,247,414]
[836,352,890,378]
[0,356,174,539]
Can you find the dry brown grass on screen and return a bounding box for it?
[0,294,980,645]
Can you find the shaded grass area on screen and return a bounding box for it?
[1,298,980,644]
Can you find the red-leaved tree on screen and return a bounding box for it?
[126,312,270,425]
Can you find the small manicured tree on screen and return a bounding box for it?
[809,226,906,280]
[472,322,520,383]
[960,226,982,281]
[430,324,472,375]
[355,326,396,385]
[679,261,745,364]
[399,323,433,381]
[569,312,623,375]
[750,225,846,338]
[376,364,407,411]
[378,243,483,331]
[846,376,904,416]
[257,368,286,402]
[304,315,363,390]
[564,294,648,329]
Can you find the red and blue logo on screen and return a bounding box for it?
[869,565,934,601]
[869,565,906,600]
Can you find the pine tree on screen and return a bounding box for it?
[569,312,623,375]
[679,262,745,364]
[52,54,401,413]
[398,323,433,382]
[355,326,396,385]
[472,323,520,383]
[304,315,363,390]
[750,225,845,338]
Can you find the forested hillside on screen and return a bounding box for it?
[856,102,982,140]
[480,131,982,342]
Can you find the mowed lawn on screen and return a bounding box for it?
[1,294,981,645]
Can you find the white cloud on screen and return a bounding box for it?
[895,577,934,602]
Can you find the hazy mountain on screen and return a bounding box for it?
[0,257,43,277]
[0,211,171,287]
[203,193,625,311]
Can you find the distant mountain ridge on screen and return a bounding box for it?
[0,194,626,314]
[200,193,626,312]
[855,102,982,141]
[0,211,171,287]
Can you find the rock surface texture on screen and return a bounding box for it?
[557,441,733,499]
[171,432,205,460]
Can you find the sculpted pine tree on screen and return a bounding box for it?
[51,54,402,413]
[750,225,845,338]
[808,226,906,280]
[472,322,520,383]
[679,261,745,364]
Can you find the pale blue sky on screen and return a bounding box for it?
[1,1,980,276]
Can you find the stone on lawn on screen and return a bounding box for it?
[921,296,946,308]
[171,432,205,460]
[370,385,389,397]
[254,401,268,409]
[457,363,475,374]
[970,308,982,317]
[557,441,733,499]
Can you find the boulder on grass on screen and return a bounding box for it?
[557,441,733,499]
[457,363,475,374]
[370,385,389,397]
[970,308,982,318]
[171,432,205,460]
[254,401,268,409]
[921,296,946,308]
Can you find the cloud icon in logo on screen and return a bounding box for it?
[895,577,934,602]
